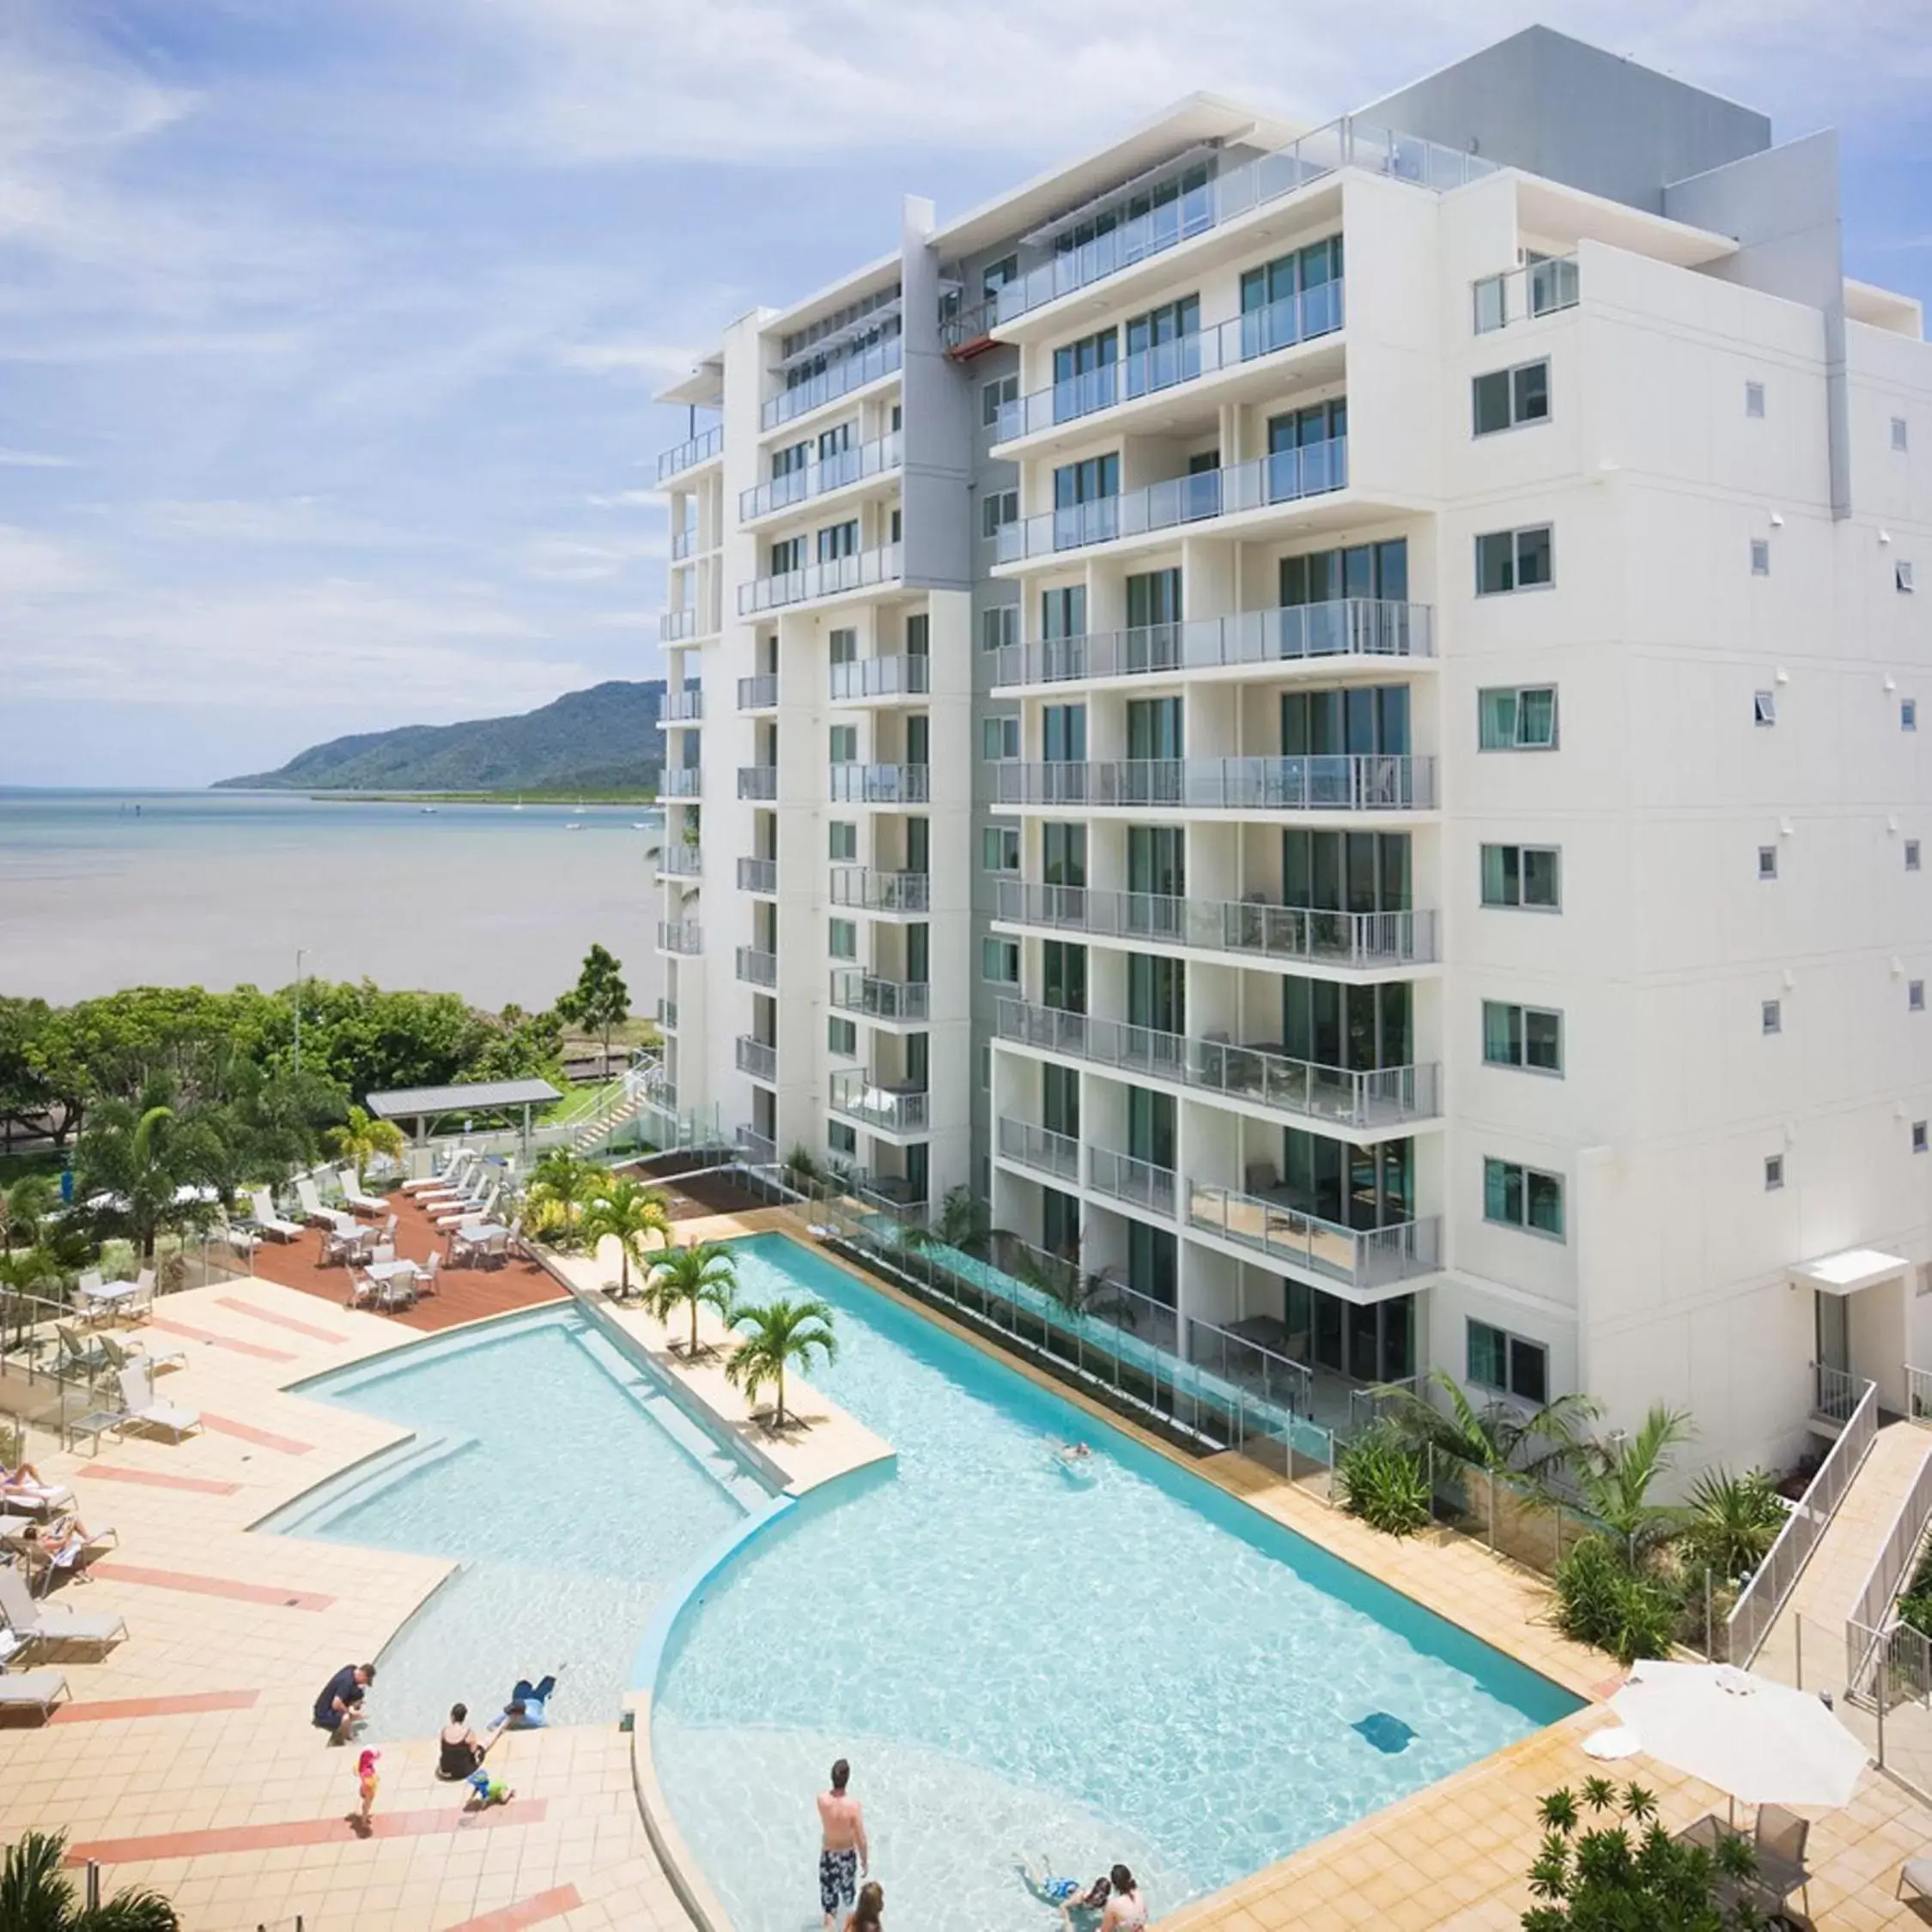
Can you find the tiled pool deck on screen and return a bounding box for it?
[3,1204,1930,1930]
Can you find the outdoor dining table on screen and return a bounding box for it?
[75,1280,139,1322]
[366,1259,418,1285]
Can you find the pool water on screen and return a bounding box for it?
[653,1235,1578,1932]
[264,1305,763,1740]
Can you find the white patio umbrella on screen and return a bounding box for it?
[1606,1661,1869,1811]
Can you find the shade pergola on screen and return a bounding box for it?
[366,1078,562,1154]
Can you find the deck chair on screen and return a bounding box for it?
[0,1665,70,1719]
[436,1183,499,1232]
[248,1188,303,1242]
[99,1330,185,1376]
[337,1166,386,1216]
[54,1324,111,1382]
[415,1252,440,1297]
[0,1567,126,1652]
[294,1176,329,1224]
[0,1473,72,1517]
[7,1518,118,1594]
[404,1147,471,1195]
[1756,1805,1811,1917]
[124,1267,157,1321]
[115,1363,200,1442]
[416,1156,478,1204]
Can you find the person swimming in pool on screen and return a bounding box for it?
[1018,1856,1110,1920]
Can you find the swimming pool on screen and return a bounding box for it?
[263,1303,769,1740]
[653,1235,1578,1931]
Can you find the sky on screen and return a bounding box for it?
[1,0,1929,787]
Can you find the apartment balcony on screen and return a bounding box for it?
[993,998,1438,1132]
[737,857,778,896]
[671,526,702,562]
[1186,1181,1442,1294]
[662,687,703,722]
[739,543,902,617]
[655,997,678,1031]
[829,969,931,1024]
[829,1070,929,1137]
[830,867,930,914]
[738,765,779,801]
[657,920,704,957]
[995,440,1345,566]
[1473,254,1580,334]
[829,654,930,705]
[736,1036,777,1084]
[661,767,702,799]
[656,425,723,483]
[737,1126,777,1165]
[992,879,1437,970]
[996,1116,1080,1183]
[737,673,779,712]
[993,285,1343,447]
[761,332,902,431]
[828,762,929,806]
[659,843,704,878]
[990,600,1432,694]
[661,608,701,643]
[1088,1145,1178,1219]
[740,429,902,521]
[986,754,1434,814]
[735,947,778,987]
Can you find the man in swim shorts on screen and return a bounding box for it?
[816,1756,867,1930]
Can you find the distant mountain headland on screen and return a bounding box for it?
[216,678,667,794]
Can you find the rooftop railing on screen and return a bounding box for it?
[1186,1182,1440,1291]
[829,762,929,805]
[994,997,1438,1129]
[991,599,1432,690]
[996,283,1343,440]
[657,424,723,483]
[992,879,1436,968]
[737,856,777,894]
[737,673,779,710]
[986,753,1435,812]
[735,1036,777,1083]
[829,970,930,1023]
[735,946,778,987]
[830,867,931,914]
[829,1071,929,1134]
[1088,1145,1177,1218]
[761,334,903,430]
[996,1116,1080,1182]
[1473,254,1580,334]
[739,541,903,616]
[829,653,930,702]
[995,439,1346,562]
[741,429,902,519]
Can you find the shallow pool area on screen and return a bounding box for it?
[263,1303,766,1741]
[653,1235,1580,1932]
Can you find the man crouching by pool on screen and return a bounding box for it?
[817,1757,868,1931]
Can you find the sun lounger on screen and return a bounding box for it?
[0,1473,73,1517]
[416,1156,478,1204]
[294,1176,330,1224]
[3,1518,118,1592]
[0,1666,70,1719]
[249,1188,303,1243]
[436,1183,499,1232]
[54,1323,112,1381]
[115,1363,201,1442]
[0,1568,127,1652]
[99,1331,185,1376]
[337,1166,386,1216]
[404,1148,472,1195]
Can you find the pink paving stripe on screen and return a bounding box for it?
[147,1315,295,1364]
[201,1413,314,1455]
[52,1689,259,1724]
[88,1562,333,1611]
[85,1466,240,1497]
[446,1884,585,1931]
[70,1797,548,1864]
[215,1296,348,1344]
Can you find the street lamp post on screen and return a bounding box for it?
[294,948,307,1073]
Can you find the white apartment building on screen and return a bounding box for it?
[653,26,1932,1480]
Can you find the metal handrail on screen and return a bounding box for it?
[659,844,703,877]
[829,971,930,1022]
[1186,1182,1440,1291]
[662,687,703,721]
[1473,255,1580,333]
[655,920,703,955]
[660,768,702,799]
[742,429,902,519]
[737,857,778,894]
[829,654,931,702]
[829,867,930,913]
[1088,1145,1176,1218]
[657,425,723,482]
[986,754,1435,812]
[738,766,779,800]
[828,763,929,805]
[761,333,902,430]
[829,1072,929,1133]
[737,674,779,710]
[740,543,904,616]
[735,1036,777,1082]
[735,947,778,987]
[996,1116,1079,1181]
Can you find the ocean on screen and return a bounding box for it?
[0,790,667,1009]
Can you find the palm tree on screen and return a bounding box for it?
[724,1296,836,1431]
[76,1100,210,1261]
[521,1149,598,1249]
[578,1176,671,1297]
[907,1185,993,1260]
[1575,1405,1696,1555]
[0,1827,180,1928]
[641,1240,738,1355]
[324,1104,405,1186]
[0,1175,55,1257]
[1379,1370,1600,1483]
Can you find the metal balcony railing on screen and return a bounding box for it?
[990,599,1432,690]
[829,1071,929,1134]
[828,762,929,805]
[829,654,931,702]
[996,439,1346,563]
[829,971,930,1022]
[741,429,902,519]
[1185,1182,1440,1290]
[660,607,701,642]
[736,1036,777,1083]
[671,526,699,561]
[655,997,678,1030]
[737,857,778,895]
[662,687,703,721]
[992,879,1436,967]
[986,754,1433,812]
[739,542,903,616]
[735,947,778,987]
[657,425,723,483]
[996,1116,1080,1182]
[994,998,1438,1129]
[660,767,702,799]
[737,765,779,800]
[656,920,703,956]
[737,673,779,710]
[1473,254,1580,333]
[830,867,930,914]
[737,1125,777,1164]
[659,844,703,878]
[761,333,902,430]
[994,283,1343,442]
[1088,1146,1177,1218]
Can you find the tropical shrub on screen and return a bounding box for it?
[1572,1405,1695,1557]
[1337,1425,1432,1538]
[1552,1535,1680,1666]
[1680,1467,1786,1582]
[0,1827,181,1928]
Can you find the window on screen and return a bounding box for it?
[828,725,858,763]
[1467,1319,1549,1404]
[983,825,1019,872]
[982,715,1019,761]
[1911,841,1923,872]
[979,1047,991,1093]
[1483,1001,1563,1073]
[980,374,1017,428]
[769,535,805,577]
[1478,685,1558,750]
[981,254,1018,298]
[827,1120,858,1160]
[817,519,859,563]
[980,604,1019,653]
[1475,525,1553,594]
[1765,1154,1784,1191]
[829,821,857,862]
[1912,980,1926,1012]
[1893,416,1909,453]
[1762,999,1782,1035]
[828,919,857,960]
[1905,699,1918,732]
[981,938,1019,984]
[1759,845,1778,880]
[1917,1121,1929,1156]
[1480,843,1560,910]
[1472,359,1550,435]
[828,1017,858,1058]
[1751,538,1771,576]
[1899,561,1917,593]
[1483,1158,1564,1239]
[981,489,1018,538]
[1753,690,1776,726]
[1745,380,1765,418]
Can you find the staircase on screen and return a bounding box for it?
[568,1057,662,1153]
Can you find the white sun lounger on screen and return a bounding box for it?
[404,1148,472,1195]
[116,1364,201,1442]
[0,1568,127,1651]
[249,1188,303,1243]
[0,1666,70,1719]
[294,1176,331,1223]
[415,1154,478,1202]
[0,1474,73,1518]
[436,1183,499,1232]
[337,1167,386,1216]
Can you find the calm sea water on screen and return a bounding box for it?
[0,789,665,1008]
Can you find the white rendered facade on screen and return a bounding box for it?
[654,28,1932,1479]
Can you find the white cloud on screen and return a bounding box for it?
[0,445,74,467]
[0,523,94,596]
[523,530,668,581]
[557,336,705,382]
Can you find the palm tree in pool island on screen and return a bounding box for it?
[579,1176,671,1297]
[725,1295,836,1431]
[641,1239,738,1356]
